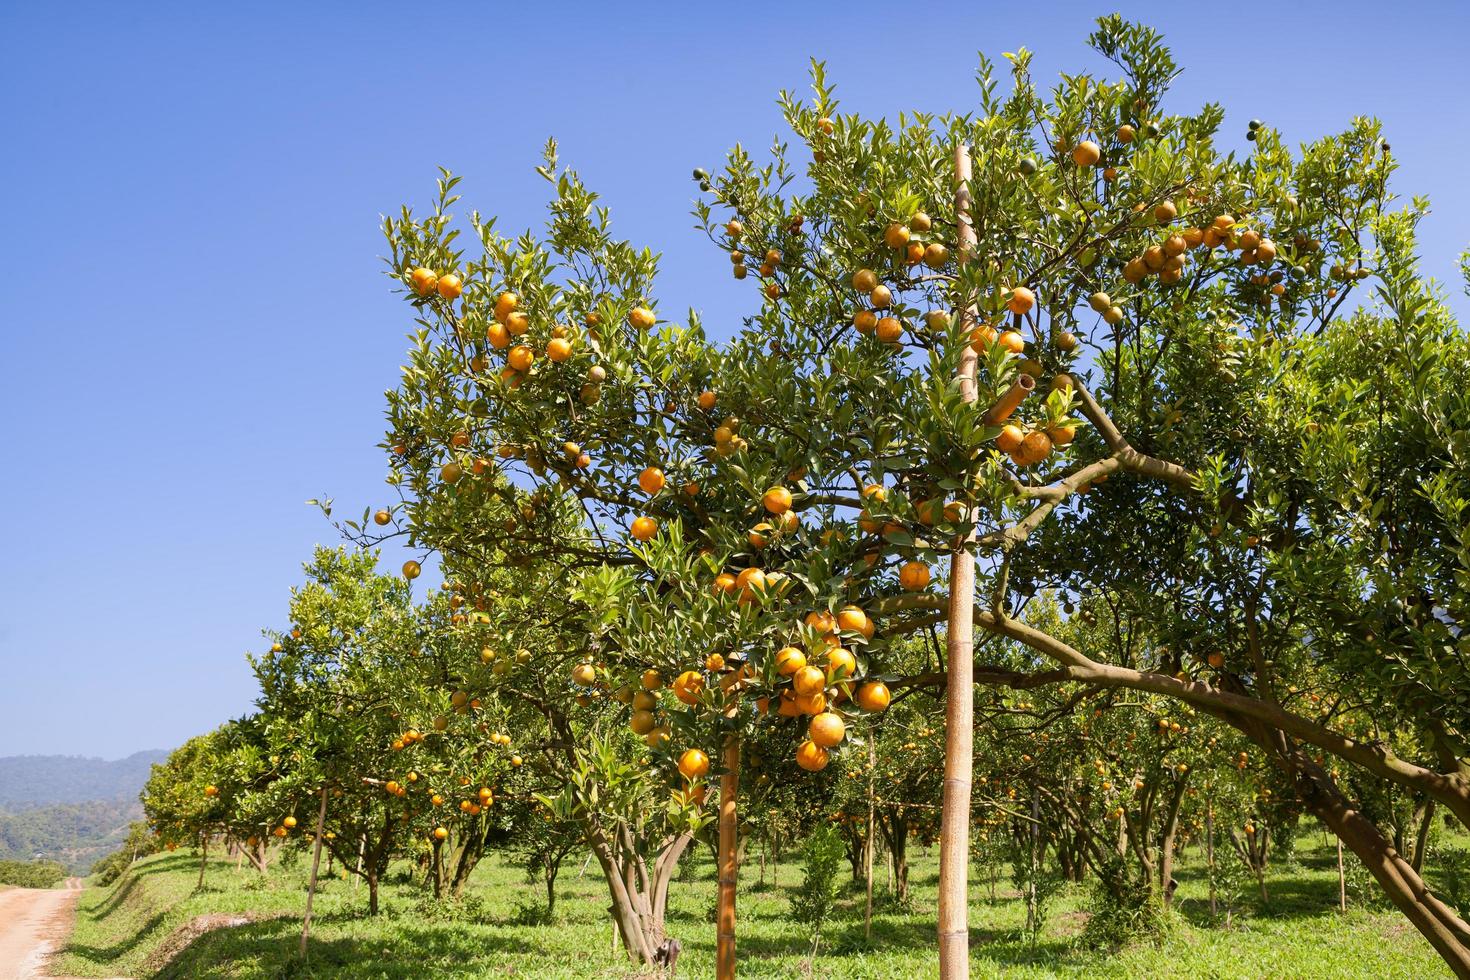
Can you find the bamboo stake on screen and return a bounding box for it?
[716,728,741,979]
[865,738,876,940]
[938,141,979,980]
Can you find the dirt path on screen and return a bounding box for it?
[0,877,118,980]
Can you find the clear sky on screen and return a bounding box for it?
[2,1,1467,759]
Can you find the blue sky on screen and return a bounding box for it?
[2,1,1467,759]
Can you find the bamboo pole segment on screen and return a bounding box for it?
[938,141,979,980]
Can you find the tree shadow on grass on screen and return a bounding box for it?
[62,911,168,965]
[157,921,559,979]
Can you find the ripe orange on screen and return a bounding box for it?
[763,486,792,514]
[817,116,834,135]
[876,317,903,344]
[809,712,846,747]
[507,345,534,372]
[204,785,219,797]
[629,306,657,330]
[806,610,837,634]
[1116,124,1136,143]
[572,663,596,686]
[899,561,931,591]
[1007,286,1036,315]
[1071,141,1101,167]
[402,560,421,580]
[869,285,893,309]
[641,669,663,690]
[433,827,448,841]
[1154,201,1178,224]
[441,461,463,484]
[923,243,949,267]
[374,509,391,526]
[1019,430,1053,465]
[1207,651,1225,669]
[852,268,878,292]
[638,467,666,495]
[674,670,704,705]
[487,322,511,349]
[855,680,890,712]
[630,516,658,541]
[284,816,298,829]
[494,291,519,322]
[775,646,806,676]
[883,223,911,249]
[999,331,1026,354]
[410,267,438,296]
[793,665,826,696]
[853,309,878,334]
[837,605,869,635]
[547,337,572,362]
[825,647,856,680]
[697,390,717,411]
[795,740,830,772]
[630,709,657,735]
[436,274,463,300]
[678,748,710,780]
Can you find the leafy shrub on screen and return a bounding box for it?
[1428,845,1470,916]
[1081,862,1172,950]
[0,859,67,888]
[790,824,845,957]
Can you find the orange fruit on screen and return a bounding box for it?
[809,712,846,747]
[852,269,878,292]
[883,223,911,249]
[837,606,869,634]
[487,322,511,349]
[1006,286,1036,315]
[436,274,463,300]
[494,291,519,322]
[433,827,449,841]
[638,467,666,495]
[697,390,717,410]
[876,317,903,344]
[674,670,704,705]
[1071,141,1101,167]
[1019,430,1053,465]
[402,560,421,580]
[374,509,391,526]
[630,516,658,542]
[825,647,856,681]
[775,646,807,676]
[629,306,657,330]
[793,665,827,697]
[572,663,596,686]
[763,486,793,514]
[999,331,1026,354]
[899,561,931,591]
[855,681,890,712]
[630,709,657,735]
[678,748,710,780]
[547,337,572,362]
[641,669,663,690]
[869,285,893,309]
[796,740,830,772]
[806,610,837,634]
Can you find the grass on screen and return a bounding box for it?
[53,827,1455,979]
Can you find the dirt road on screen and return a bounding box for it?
[0,877,88,980]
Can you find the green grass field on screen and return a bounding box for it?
[54,829,1453,979]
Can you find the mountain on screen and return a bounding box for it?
[0,751,168,872]
[0,750,169,807]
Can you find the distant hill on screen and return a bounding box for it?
[0,750,168,807]
[0,751,168,871]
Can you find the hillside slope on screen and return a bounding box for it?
[0,751,168,807]
[0,751,166,871]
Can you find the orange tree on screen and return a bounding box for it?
[249,546,511,915]
[371,16,1470,974]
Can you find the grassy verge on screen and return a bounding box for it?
[54,829,1453,978]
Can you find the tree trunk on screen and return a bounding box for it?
[865,739,876,941]
[1300,761,1470,977]
[717,731,740,980]
[587,822,692,966]
[431,839,444,899]
[937,140,979,980]
[1206,807,1217,919]
[300,786,329,957]
[1413,799,1436,874]
[367,869,379,916]
[1158,775,1187,909]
